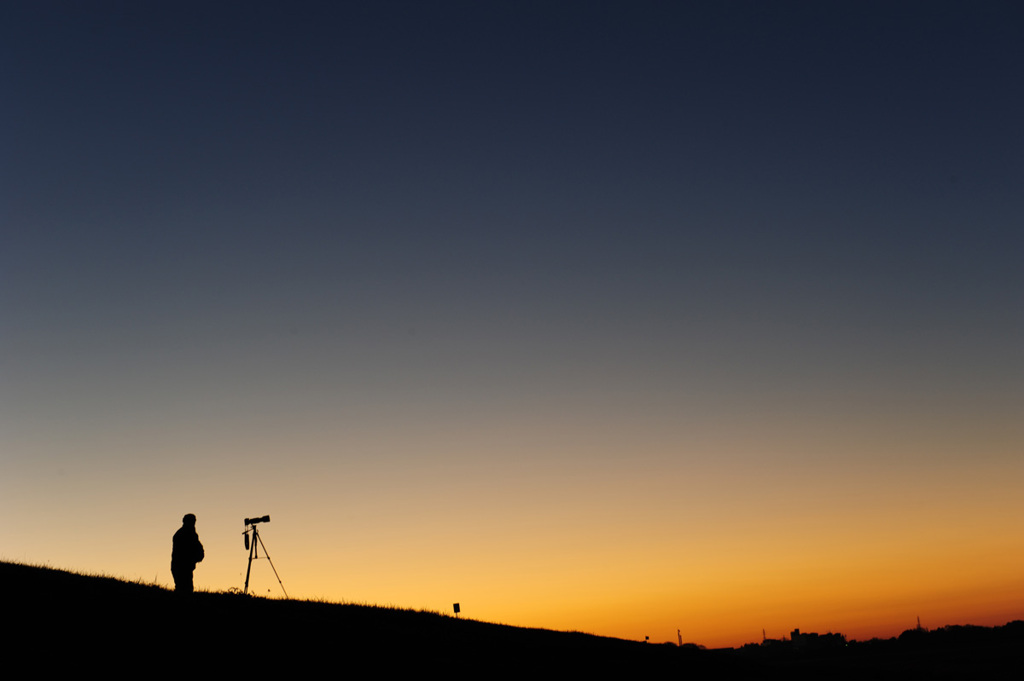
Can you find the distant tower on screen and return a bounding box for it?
[677,629,682,647]
[763,628,766,642]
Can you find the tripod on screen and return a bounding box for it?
[243,517,288,597]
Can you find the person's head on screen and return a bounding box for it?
[182,513,197,526]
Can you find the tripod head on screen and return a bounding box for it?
[243,515,269,550]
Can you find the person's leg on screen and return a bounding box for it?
[172,566,193,594]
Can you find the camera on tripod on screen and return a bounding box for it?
[242,513,287,597]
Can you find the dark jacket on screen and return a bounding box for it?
[171,526,205,569]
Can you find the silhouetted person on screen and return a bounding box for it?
[171,513,204,593]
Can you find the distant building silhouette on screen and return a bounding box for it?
[790,628,846,652]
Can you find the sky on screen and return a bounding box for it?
[2,1,1022,648]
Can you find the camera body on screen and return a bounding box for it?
[245,515,270,526]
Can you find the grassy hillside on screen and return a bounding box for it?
[2,561,715,674]
[6,561,1020,677]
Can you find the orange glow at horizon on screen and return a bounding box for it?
[4,403,1023,649]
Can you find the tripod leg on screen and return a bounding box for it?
[244,528,257,594]
[254,531,288,599]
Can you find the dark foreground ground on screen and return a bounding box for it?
[4,561,1021,677]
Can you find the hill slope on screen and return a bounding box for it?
[3,561,705,674]
[7,561,1021,677]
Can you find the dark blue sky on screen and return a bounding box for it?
[4,0,1021,449]
[5,2,1021,323]
[5,3,1020,406]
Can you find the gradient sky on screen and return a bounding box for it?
[2,2,1022,648]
